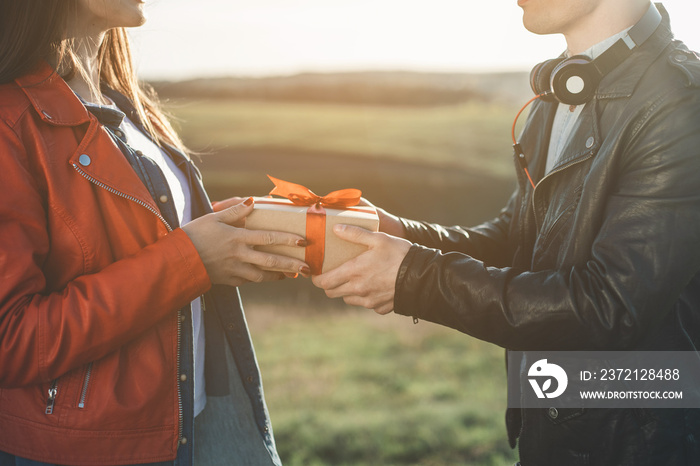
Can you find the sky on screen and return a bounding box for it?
[129,0,700,81]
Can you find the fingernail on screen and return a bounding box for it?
[299,265,311,276]
[334,224,346,233]
[296,239,308,247]
[243,197,254,206]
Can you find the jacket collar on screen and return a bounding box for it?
[81,100,125,128]
[14,60,91,127]
[595,3,674,100]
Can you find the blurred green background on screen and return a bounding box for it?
[160,71,529,465]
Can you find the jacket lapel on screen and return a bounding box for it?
[545,102,601,176]
[67,117,163,218]
[15,62,164,219]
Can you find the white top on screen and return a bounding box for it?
[545,27,633,174]
[116,111,207,418]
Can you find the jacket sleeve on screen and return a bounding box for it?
[394,89,700,351]
[399,191,517,268]
[0,120,212,388]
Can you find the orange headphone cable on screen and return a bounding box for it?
[512,92,549,190]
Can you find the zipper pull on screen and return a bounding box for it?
[413,316,419,325]
[45,380,58,415]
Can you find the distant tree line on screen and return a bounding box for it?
[150,71,530,106]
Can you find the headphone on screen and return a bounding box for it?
[513,3,663,189]
[529,3,662,106]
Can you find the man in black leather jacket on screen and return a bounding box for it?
[313,0,700,464]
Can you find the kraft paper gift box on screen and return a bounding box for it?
[244,177,379,274]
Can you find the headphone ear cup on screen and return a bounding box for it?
[550,55,600,106]
[530,58,563,102]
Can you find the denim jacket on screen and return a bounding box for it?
[95,89,282,466]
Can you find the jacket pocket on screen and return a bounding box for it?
[520,408,590,466]
[544,408,590,465]
[545,406,586,425]
[533,185,583,264]
[541,186,582,244]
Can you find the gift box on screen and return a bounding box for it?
[245,177,379,274]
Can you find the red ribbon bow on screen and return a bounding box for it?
[267,175,363,274]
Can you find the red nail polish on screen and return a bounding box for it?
[296,239,308,247]
[243,197,254,206]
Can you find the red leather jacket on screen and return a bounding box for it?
[0,62,212,464]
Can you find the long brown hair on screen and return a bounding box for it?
[0,0,187,154]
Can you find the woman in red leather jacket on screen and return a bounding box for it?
[0,1,310,465]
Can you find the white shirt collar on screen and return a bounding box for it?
[566,25,634,60]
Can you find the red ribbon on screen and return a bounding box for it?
[267,175,363,274]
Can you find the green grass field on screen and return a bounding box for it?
[245,305,518,466]
[168,99,520,179]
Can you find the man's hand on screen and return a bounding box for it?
[312,224,412,314]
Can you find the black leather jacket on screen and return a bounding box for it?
[394,6,700,466]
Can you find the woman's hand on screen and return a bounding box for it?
[182,198,310,287]
[211,196,246,212]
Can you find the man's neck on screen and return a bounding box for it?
[564,1,650,55]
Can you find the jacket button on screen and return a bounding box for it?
[246,375,254,383]
[548,407,559,419]
[79,154,91,166]
[180,437,188,445]
[114,129,124,138]
[585,137,595,148]
[180,374,187,382]
[159,195,169,203]
[674,53,688,63]
[226,323,236,331]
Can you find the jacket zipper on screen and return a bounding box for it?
[78,362,93,408]
[176,309,183,446]
[72,164,173,232]
[72,162,182,442]
[516,398,526,465]
[45,379,58,414]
